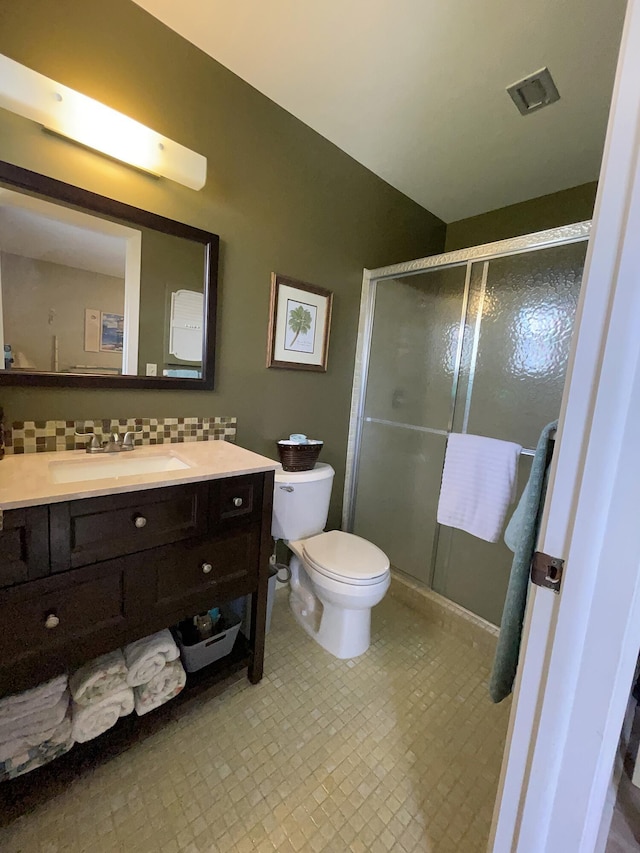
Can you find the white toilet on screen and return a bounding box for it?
[272,463,390,659]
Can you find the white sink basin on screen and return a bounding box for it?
[48,453,191,484]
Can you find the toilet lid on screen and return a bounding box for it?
[302,530,390,583]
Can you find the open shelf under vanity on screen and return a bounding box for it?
[0,633,253,825]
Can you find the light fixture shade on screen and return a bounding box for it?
[0,54,207,190]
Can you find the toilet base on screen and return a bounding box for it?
[288,555,375,659]
[289,588,372,659]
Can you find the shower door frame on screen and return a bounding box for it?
[342,222,592,576]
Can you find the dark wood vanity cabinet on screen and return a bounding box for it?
[0,505,50,587]
[0,471,274,696]
[48,482,211,571]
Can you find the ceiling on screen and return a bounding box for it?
[132,0,627,222]
[0,190,127,277]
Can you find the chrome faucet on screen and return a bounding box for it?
[75,428,140,453]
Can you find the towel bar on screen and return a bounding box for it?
[363,416,556,458]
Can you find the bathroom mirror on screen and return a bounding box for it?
[0,161,218,389]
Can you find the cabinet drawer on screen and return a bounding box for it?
[143,529,260,620]
[0,506,49,588]
[0,562,126,667]
[212,474,261,525]
[50,482,209,571]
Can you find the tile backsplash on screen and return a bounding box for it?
[4,417,237,454]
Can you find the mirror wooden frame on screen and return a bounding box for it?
[0,161,218,390]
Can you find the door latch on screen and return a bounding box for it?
[531,551,564,593]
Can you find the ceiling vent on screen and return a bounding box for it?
[507,67,560,115]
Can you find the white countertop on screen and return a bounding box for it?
[0,441,279,510]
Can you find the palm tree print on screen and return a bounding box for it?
[288,304,313,347]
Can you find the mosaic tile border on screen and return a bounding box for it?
[389,569,499,656]
[4,417,237,454]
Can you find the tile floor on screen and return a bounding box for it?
[606,712,640,853]
[0,591,511,852]
[606,773,640,853]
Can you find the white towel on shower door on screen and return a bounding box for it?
[437,433,521,543]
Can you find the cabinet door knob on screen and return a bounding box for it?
[202,562,213,574]
[233,497,243,507]
[133,515,147,529]
[44,613,60,629]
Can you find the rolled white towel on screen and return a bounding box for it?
[0,691,69,746]
[0,710,74,781]
[70,650,128,707]
[71,686,134,743]
[0,674,67,725]
[134,659,186,716]
[124,629,179,687]
[0,704,71,763]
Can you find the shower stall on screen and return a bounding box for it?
[343,223,590,625]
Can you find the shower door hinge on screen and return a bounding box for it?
[531,551,564,593]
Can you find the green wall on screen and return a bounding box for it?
[0,0,445,527]
[137,230,205,374]
[444,182,597,251]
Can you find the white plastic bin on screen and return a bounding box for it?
[175,606,241,673]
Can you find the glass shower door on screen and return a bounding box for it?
[350,237,587,626]
[432,242,586,623]
[351,264,468,585]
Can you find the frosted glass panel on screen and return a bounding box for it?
[431,455,532,625]
[353,421,446,585]
[464,243,586,448]
[364,266,467,430]
[433,243,585,622]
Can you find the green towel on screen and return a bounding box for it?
[489,420,558,703]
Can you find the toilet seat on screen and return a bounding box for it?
[302,530,390,587]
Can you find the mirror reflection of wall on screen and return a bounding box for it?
[1,252,125,374]
[0,183,208,379]
[0,188,137,375]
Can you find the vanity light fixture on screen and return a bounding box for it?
[0,53,207,190]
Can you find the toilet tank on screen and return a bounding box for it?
[272,463,335,541]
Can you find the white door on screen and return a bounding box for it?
[491,0,640,849]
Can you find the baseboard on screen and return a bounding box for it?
[388,569,499,656]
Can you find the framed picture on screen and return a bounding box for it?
[100,312,124,352]
[267,273,333,371]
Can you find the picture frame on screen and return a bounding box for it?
[99,312,124,353]
[267,273,333,372]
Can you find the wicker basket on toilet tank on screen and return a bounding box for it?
[276,440,323,472]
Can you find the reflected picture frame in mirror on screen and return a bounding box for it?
[0,160,218,390]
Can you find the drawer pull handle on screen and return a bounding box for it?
[233,497,243,508]
[202,562,213,574]
[133,515,147,529]
[44,613,60,630]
